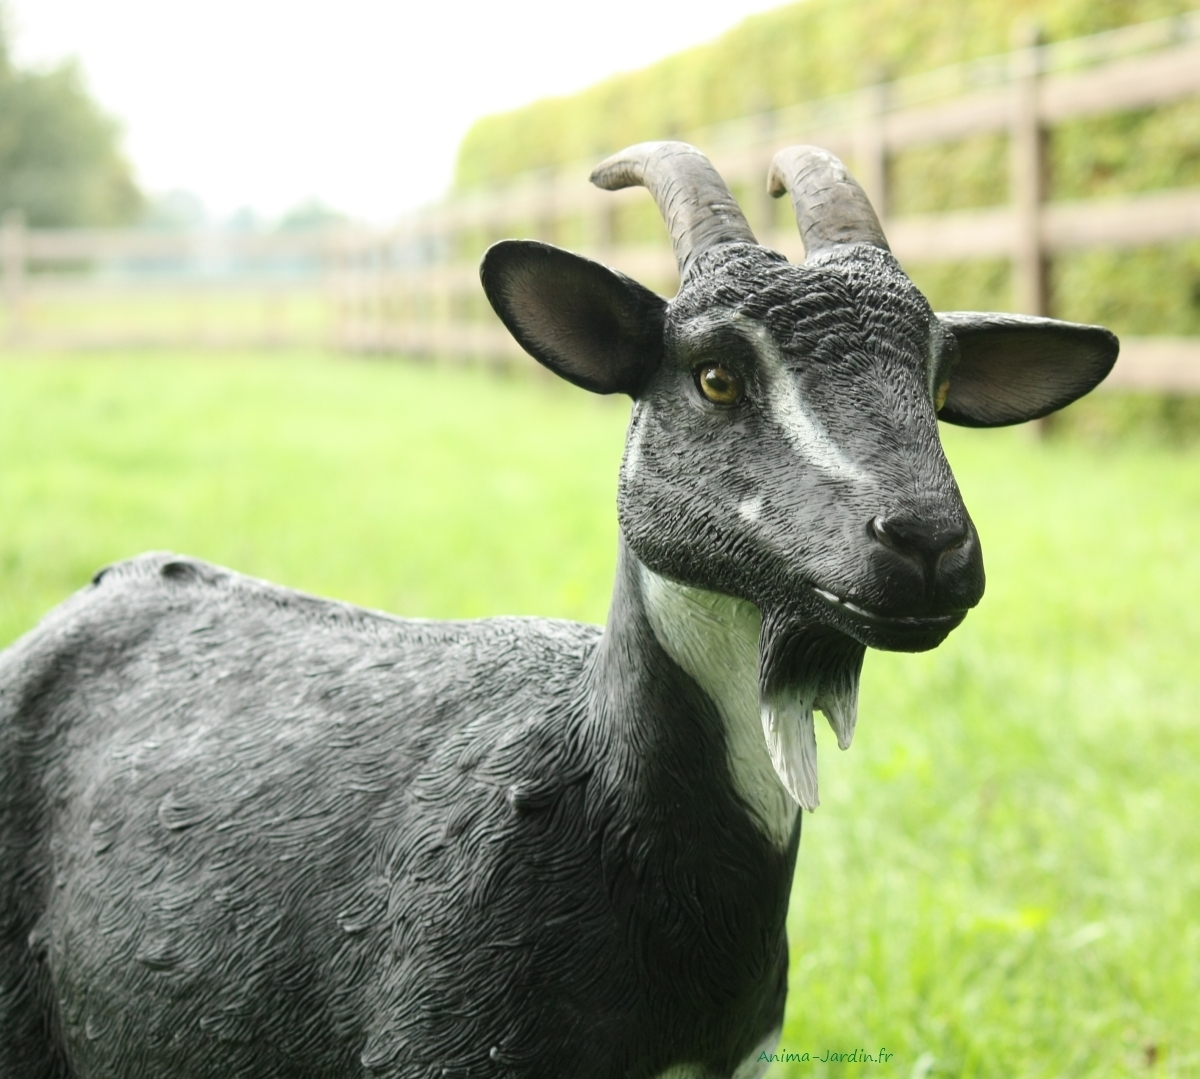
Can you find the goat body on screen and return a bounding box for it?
[2,552,793,1078]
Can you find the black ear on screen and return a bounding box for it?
[480,240,667,395]
[935,312,1119,427]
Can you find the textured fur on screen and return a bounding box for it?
[2,551,797,1079]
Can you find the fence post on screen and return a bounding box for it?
[753,104,779,241]
[329,226,355,352]
[432,208,455,363]
[536,170,556,245]
[2,210,26,344]
[592,197,615,256]
[855,79,888,220]
[1010,21,1047,316]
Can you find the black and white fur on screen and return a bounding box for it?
[0,143,1116,1079]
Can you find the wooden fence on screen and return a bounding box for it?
[5,11,1200,390]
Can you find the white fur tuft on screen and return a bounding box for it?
[761,690,819,811]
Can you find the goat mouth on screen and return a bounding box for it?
[810,587,966,650]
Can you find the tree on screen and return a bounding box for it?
[0,15,141,226]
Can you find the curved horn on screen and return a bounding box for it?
[591,141,757,277]
[767,145,889,260]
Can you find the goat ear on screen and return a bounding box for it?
[935,312,1119,427]
[481,240,667,395]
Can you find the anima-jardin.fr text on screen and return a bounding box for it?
[759,1047,895,1064]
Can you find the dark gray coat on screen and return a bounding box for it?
[2,549,795,1079]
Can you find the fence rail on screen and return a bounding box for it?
[6,12,1200,390]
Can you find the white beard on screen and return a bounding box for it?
[639,565,862,843]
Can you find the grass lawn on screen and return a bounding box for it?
[1,351,1197,1077]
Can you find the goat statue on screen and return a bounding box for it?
[0,143,1116,1079]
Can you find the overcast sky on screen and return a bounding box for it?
[7,0,790,222]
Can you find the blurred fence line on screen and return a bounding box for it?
[6,12,1200,390]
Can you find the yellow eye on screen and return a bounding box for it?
[696,364,744,406]
[935,379,951,411]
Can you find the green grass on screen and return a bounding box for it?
[1,352,1197,1077]
[0,350,627,645]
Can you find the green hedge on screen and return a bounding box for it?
[455,0,1200,334]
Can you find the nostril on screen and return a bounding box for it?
[868,515,896,547]
[942,523,971,553]
[869,514,927,552]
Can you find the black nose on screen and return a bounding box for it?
[869,513,970,576]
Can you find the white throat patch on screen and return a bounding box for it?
[651,1025,781,1079]
[638,566,800,848]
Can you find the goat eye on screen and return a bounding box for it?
[935,379,951,411]
[696,364,744,406]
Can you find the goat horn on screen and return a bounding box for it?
[591,141,757,278]
[767,145,889,259]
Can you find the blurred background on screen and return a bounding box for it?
[1,0,1198,1075]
